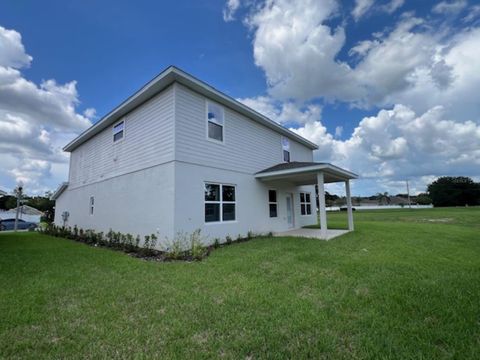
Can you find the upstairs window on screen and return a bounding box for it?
[268,190,278,218]
[207,102,224,142]
[282,137,290,162]
[205,183,236,222]
[113,121,124,142]
[300,192,312,215]
[89,196,94,215]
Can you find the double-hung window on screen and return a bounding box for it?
[205,183,236,222]
[207,102,224,142]
[282,137,290,162]
[268,190,278,218]
[113,120,124,142]
[89,196,94,215]
[300,192,312,215]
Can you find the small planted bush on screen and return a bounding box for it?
[39,224,265,261]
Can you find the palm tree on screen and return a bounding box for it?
[376,192,391,205]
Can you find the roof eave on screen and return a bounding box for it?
[255,164,358,180]
[63,66,318,152]
[51,182,69,201]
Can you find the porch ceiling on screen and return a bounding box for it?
[255,162,358,185]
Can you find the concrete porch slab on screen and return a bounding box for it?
[274,228,350,240]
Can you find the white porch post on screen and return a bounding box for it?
[345,179,354,231]
[317,172,327,238]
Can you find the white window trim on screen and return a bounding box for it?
[268,189,278,218]
[204,182,236,224]
[281,137,290,163]
[89,196,94,216]
[205,101,225,145]
[300,192,312,216]
[113,119,125,144]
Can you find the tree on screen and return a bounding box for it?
[314,185,339,208]
[427,177,480,207]
[0,195,17,210]
[376,192,391,205]
[415,193,432,205]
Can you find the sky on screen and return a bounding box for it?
[1,0,479,197]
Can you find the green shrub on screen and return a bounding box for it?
[190,229,206,260]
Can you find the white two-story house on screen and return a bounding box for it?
[52,66,357,245]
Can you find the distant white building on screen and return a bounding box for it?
[52,66,357,246]
[0,205,43,224]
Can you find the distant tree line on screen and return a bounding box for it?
[312,176,479,208]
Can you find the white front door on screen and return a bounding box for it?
[286,194,294,228]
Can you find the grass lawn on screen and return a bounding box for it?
[1,208,479,358]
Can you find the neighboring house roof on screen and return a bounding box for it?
[51,182,69,201]
[63,66,319,152]
[9,205,44,216]
[255,161,358,184]
[0,190,6,196]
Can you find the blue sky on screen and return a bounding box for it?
[1,0,479,196]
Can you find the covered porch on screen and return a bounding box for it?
[255,162,358,240]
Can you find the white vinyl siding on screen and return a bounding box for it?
[68,85,175,188]
[175,84,313,174]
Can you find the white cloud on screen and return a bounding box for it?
[382,0,405,14]
[0,26,32,68]
[462,5,480,23]
[0,26,93,195]
[334,126,343,138]
[235,1,480,194]
[352,0,404,21]
[223,0,241,22]
[433,0,468,15]
[239,95,480,195]
[246,2,480,120]
[238,95,322,125]
[291,104,480,188]
[247,0,361,102]
[352,0,375,21]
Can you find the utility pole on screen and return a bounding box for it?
[14,183,24,232]
[406,180,411,209]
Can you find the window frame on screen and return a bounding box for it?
[204,182,236,224]
[299,192,312,216]
[205,101,225,144]
[89,196,94,215]
[113,120,125,143]
[282,136,290,163]
[268,189,278,218]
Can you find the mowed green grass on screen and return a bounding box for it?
[1,208,479,359]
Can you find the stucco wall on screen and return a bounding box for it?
[54,162,175,241]
[174,161,317,245]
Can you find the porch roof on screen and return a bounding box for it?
[255,162,358,185]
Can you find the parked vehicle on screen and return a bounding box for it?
[0,218,38,231]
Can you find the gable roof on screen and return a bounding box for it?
[51,182,68,201]
[9,205,44,216]
[63,66,319,152]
